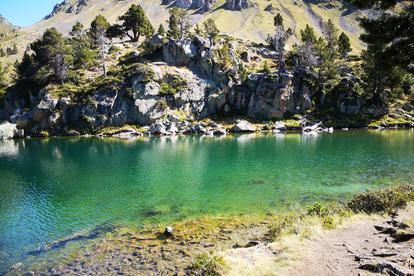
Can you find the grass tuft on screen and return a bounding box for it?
[189,252,227,276]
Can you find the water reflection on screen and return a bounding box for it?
[0,139,22,157]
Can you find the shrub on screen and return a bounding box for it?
[307,202,328,217]
[189,253,227,276]
[159,75,187,95]
[322,216,336,230]
[347,185,414,214]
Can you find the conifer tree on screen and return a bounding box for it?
[267,13,292,80]
[338,32,352,58]
[157,24,165,36]
[116,4,154,42]
[203,19,220,46]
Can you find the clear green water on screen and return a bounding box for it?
[1,130,414,270]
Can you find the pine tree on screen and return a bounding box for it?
[300,24,317,44]
[167,8,190,40]
[267,13,292,80]
[90,15,110,47]
[157,24,165,36]
[90,15,110,76]
[338,32,352,58]
[116,4,154,42]
[70,21,84,38]
[203,19,220,46]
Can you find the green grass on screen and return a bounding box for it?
[189,253,227,276]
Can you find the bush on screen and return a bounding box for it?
[347,185,414,214]
[307,202,328,217]
[159,75,187,95]
[189,253,227,276]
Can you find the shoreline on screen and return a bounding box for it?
[7,185,414,275]
[2,119,414,140]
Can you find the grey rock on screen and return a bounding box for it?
[231,120,256,133]
[213,128,227,136]
[274,121,286,131]
[164,226,173,237]
[150,121,167,135]
[0,122,18,140]
[225,0,251,10]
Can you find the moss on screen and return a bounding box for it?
[39,130,49,137]
[189,253,227,276]
[124,63,156,83]
[368,115,412,128]
[283,119,301,128]
[99,125,144,135]
[347,185,414,214]
[159,75,188,95]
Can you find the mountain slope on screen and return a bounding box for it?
[0,0,367,66]
[0,15,17,35]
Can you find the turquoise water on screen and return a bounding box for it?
[1,130,414,270]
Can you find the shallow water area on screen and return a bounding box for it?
[1,130,414,270]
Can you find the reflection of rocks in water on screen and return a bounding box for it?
[301,133,321,144]
[0,139,21,157]
[236,133,257,143]
[274,133,286,140]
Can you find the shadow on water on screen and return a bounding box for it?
[26,223,116,256]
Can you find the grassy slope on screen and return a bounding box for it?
[0,0,365,67]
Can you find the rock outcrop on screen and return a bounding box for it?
[2,37,316,136]
[162,0,215,12]
[224,0,251,10]
[45,0,89,19]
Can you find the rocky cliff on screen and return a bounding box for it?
[162,0,216,12]
[1,33,364,137]
[224,0,251,10]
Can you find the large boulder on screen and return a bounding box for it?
[162,39,198,67]
[231,120,256,132]
[0,122,18,140]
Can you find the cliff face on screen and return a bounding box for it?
[1,35,345,136]
[162,0,216,12]
[224,0,251,10]
[0,15,17,35]
[45,0,89,19]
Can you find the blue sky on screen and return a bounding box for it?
[0,0,60,27]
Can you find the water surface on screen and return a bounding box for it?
[1,130,414,269]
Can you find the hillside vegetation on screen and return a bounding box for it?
[0,0,366,67]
